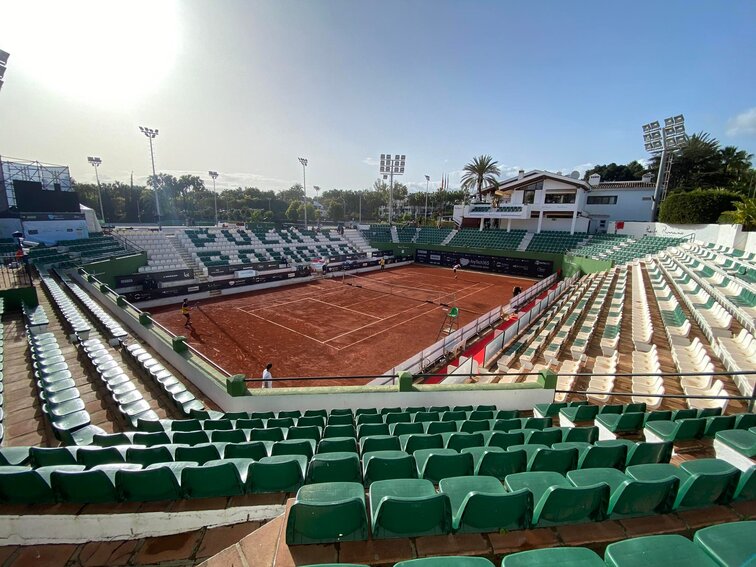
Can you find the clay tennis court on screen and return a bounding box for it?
[151,265,537,386]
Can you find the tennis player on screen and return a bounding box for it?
[180,298,192,328]
[452,263,461,279]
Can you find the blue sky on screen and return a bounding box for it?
[0,0,754,194]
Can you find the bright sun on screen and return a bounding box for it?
[1,0,179,106]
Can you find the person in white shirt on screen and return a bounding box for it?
[262,363,273,389]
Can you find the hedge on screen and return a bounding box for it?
[659,189,742,224]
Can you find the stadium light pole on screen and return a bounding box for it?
[87,156,106,223]
[642,115,688,220]
[139,126,162,229]
[0,49,9,94]
[208,171,219,226]
[379,153,406,225]
[358,191,362,224]
[298,157,308,229]
[424,175,431,224]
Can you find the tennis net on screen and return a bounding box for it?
[343,273,456,306]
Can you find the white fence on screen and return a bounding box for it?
[374,272,562,384]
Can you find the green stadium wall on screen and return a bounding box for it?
[562,254,614,278]
[371,242,565,272]
[82,252,147,288]
[0,286,38,310]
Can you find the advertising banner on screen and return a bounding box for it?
[414,249,553,278]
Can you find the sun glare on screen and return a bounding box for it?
[1,0,179,106]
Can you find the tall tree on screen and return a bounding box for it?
[583,161,646,182]
[461,155,501,201]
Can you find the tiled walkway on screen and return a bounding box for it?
[0,520,264,567]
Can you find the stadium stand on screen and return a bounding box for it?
[446,228,526,250]
[415,227,453,245]
[28,234,131,270]
[112,229,192,274]
[526,231,589,253]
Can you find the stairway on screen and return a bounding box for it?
[440,229,457,245]
[343,229,376,254]
[390,226,399,243]
[517,232,534,251]
[168,234,207,283]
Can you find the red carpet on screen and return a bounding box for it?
[424,285,557,384]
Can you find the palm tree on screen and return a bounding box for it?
[461,155,501,202]
[720,146,754,183]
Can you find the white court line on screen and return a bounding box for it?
[325,280,487,344]
[334,283,488,350]
[309,298,382,320]
[236,307,339,349]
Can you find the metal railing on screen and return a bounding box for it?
[74,270,233,378]
[0,252,33,289]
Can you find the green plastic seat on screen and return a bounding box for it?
[286,425,322,442]
[414,449,474,482]
[359,435,401,454]
[76,446,126,468]
[211,429,247,443]
[0,447,31,466]
[307,452,361,484]
[469,410,494,421]
[175,443,222,465]
[400,433,443,454]
[702,416,736,438]
[562,426,599,444]
[439,475,530,533]
[355,407,378,417]
[251,411,276,419]
[533,402,567,418]
[116,462,190,502]
[249,427,285,442]
[567,467,677,518]
[645,418,706,442]
[391,422,424,436]
[357,423,389,438]
[483,431,524,450]
[236,418,265,430]
[0,465,57,504]
[181,460,247,498]
[597,440,672,466]
[172,430,211,445]
[356,413,383,426]
[248,455,307,493]
[429,406,450,413]
[521,417,552,429]
[518,445,578,474]
[459,420,491,434]
[506,471,608,526]
[554,442,627,470]
[605,534,719,567]
[385,412,411,425]
[694,520,756,567]
[502,547,604,567]
[303,409,327,419]
[327,414,354,426]
[560,405,598,423]
[413,411,440,423]
[224,441,268,461]
[463,446,526,479]
[644,410,673,424]
[734,413,756,429]
[323,424,356,438]
[203,418,234,431]
[369,478,451,539]
[30,446,78,467]
[599,404,624,415]
[696,407,722,419]
[734,466,755,500]
[627,460,739,508]
[271,439,315,460]
[426,421,457,434]
[442,411,467,422]
[362,450,416,485]
[125,446,172,467]
[296,416,325,428]
[317,437,358,453]
[495,410,519,420]
[286,482,368,544]
[715,429,756,457]
[522,427,562,446]
[596,412,646,434]
[492,418,521,432]
[443,432,484,452]
[132,431,171,447]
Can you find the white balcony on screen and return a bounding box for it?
[465,204,529,219]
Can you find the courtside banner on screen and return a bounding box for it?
[414,249,552,278]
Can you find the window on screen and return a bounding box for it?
[587,195,618,205]
[544,193,576,204]
[524,190,535,204]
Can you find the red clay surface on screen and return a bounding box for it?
[151,265,536,387]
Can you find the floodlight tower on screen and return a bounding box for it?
[0,49,9,94]
[379,153,406,224]
[642,114,688,220]
[424,175,431,223]
[298,157,308,229]
[87,156,105,223]
[208,171,219,226]
[139,126,162,229]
